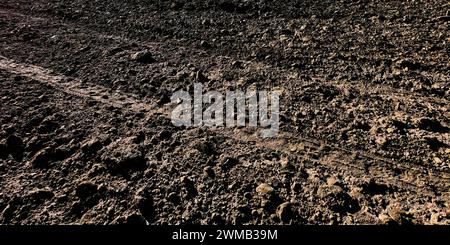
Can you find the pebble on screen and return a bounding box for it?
[256,183,274,196]
[326,177,341,187]
[387,207,413,225]
[280,157,293,170]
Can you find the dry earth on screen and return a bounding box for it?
[0,0,449,224]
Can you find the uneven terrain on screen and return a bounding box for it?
[0,0,449,224]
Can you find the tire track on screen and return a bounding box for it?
[0,55,157,113]
[223,129,450,193]
[1,55,449,194]
[1,8,449,194]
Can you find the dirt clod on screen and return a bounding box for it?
[76,181,98,199]
[130,50,155,63]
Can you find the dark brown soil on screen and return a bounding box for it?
[0,0,449,224]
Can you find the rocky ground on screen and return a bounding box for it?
[0,0,449,224]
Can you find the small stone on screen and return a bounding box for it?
[318,185,360,213]
[387,207,414,225]
[130,50,155,63]
[194,141,216,155]
[349,187,364,199]
[433,157,443,164]
[378,213,394,224]
[280,158,293,170]
[256,183,274,196]
[37,118,58,134]
[430,213,441,224]
[326,177,341,187]
[76,181,98,199]
[375,136,389,148]
[361,179,390,195]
